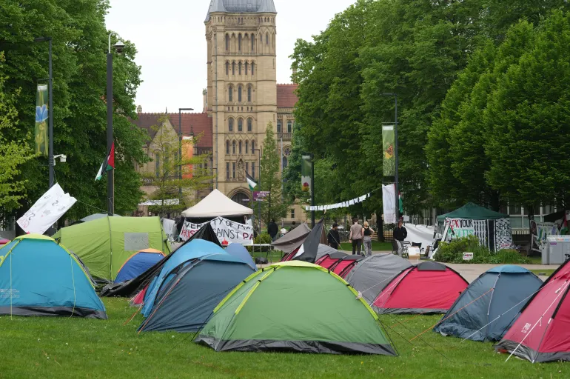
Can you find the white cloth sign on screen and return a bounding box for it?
[162,218,177,241]
[382,184,396,224]
[17,183,76,234]
[179,216,254,245]
[305,192,371,211]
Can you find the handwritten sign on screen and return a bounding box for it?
[179,216,254,245]
[463,252,474,261]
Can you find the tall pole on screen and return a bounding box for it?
[311,153,315,228]
[394,94,399,222]
[256,148,261,233]
[48,38,54,188]
[280,136,284,227]
[214,33,219,190]
[106,36,114,216]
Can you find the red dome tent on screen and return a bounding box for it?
[496,259,570,363]
[373,261,469,314]
[331,255,364,278]
[315,252,347,269]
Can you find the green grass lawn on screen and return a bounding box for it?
[339,241,392,252]
[1,298,567,378]
[530,269,556,277]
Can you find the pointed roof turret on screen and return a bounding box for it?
[206,0,277,22]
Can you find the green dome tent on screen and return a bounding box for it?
[195,261,397,355]
[53,216,171,282]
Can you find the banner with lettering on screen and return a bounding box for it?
[35,84,49,156]
[179,216,254,245]
[382,125,395,176]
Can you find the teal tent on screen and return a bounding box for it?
[437,203,509,223]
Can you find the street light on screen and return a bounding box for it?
[382,93,399,221]
[34,37,54,188]
[107,33,124,216]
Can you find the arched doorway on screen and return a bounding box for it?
[231,191,251,205]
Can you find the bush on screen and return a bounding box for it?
[435,236,530,264]
[254,233,272,245]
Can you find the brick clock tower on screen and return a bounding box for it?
[205,0,278,204]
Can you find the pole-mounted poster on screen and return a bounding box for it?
[382,125,395,176]
[301,154,312,195]
[35,84,49,156]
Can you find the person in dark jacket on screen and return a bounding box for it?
[267,219,278,241]
[393,220,407,256]
[327,223,341,249]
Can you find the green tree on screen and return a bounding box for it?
[143,115,213,217]
[0,53,34,215]
[0,0,148,221]
[259,123,289,225]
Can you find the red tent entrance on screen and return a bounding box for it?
[496,260,570,363]
[372,261,468,314]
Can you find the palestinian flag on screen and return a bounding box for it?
[246,172,257,191]
[95,142,115,181]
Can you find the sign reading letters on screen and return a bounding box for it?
[179,216,254,245]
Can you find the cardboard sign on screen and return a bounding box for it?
[463,252,474,261]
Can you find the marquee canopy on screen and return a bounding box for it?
[181,189,253,218]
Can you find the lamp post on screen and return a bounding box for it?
[178,108,194,198]
[382,93,399,221]
[211,167,218,191]
[106,34,125,216]
[254,148,261,233]
[34,37,54,188]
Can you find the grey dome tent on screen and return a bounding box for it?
[273,223,311,255]
[345,254,412,304]
[434,265,542,342]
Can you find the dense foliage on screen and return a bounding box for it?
[435,236,530,264]
[0,0,148,222]
[288,0,570,218]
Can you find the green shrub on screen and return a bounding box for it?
[254,233,272,245]
[435,236,530,264]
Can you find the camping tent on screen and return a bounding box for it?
[315,251,348,269]
[330,255,364,278]
[115,249,166,283]
[435,202,512,253]
[225,243,256,270]
[315,244,341,260]
[195,261,397,355]
[434,266,542,342]
[181,189,252,219]
[141,239,228,317]
[293,219,325,263]
[273,223,311,254]
[138,253,255,332]
[0,238,9,248]
[496,259,570,362]
[373,261,469,314]
[81,213,121,222]
[345,254,412,304]
[53,216,171,282]
[0,235,106,318]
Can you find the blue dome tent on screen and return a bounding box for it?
[0,235,106,319]
[225,243,256,270]
[434,265,542,341]
[115,249,165,283]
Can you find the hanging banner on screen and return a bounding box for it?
[305,193,371,211]
[35,84,49,156]
[530,221,559,252]
[17,183,76,234]
[446,218,476,239]
[301,154,312,195]
[179,216,254,245]
[382,184,396,224]
[382,125,395,176]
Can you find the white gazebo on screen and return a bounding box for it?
[181,189,253,218]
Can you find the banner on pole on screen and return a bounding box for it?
[382,184,396,224]
[382,125,395,176]
[253,191,270,202]
[17,183,76,235]
[35,84,49,156]
[301,154,312,195]
[179,216,254,245]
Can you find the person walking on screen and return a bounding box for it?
[267,219,278,241]
[393,219,408,257]
[363,221,374,257]
[349,218,363,255]
[327,223,341,249]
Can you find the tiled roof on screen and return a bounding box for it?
[277,84,298,108]
[206,0,277,21]
[132,112,212,148]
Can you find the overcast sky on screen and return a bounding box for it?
[105,0,356,113]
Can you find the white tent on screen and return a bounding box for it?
[181,189,253,218]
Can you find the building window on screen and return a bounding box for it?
[247,118,252,132]
[238,34,242,51]
[287,121,292,133]
[290,208,295,219]
[228,118,234,131]
[266,33,269,45]
[225,34,229,51]
[238,86,242,102]
[248,86,252,102]
[245,62,249,74]
[232,141,236,154]
[226,162,230,179]
[232,162,236,178]
[239,62,242,75]
[226,62,229,75]
[246,162,249,174]
[226,140,230,154]
[252,162,256,179]
[251,62,255,75]
[238,118,243,132]
[239,141,242,154]
[229,86,233,102]
[251,140,255,153]
[155,153,160,178]
[232,62,235,75]
[277,122,281,133]
[251,35,255,51]
[245,140,249,153]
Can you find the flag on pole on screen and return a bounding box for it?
[399,192,404,214]
[95,142,115,181]
[246,172,257,191]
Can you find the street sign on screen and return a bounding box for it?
[253,191,270,202]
